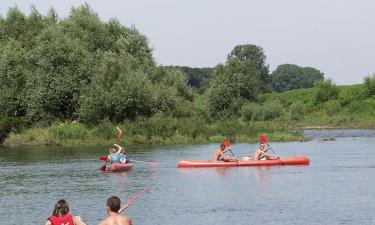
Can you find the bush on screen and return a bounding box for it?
[315,79,339,105]
[241,103,258,121]
[364,74,375,97]
[323,100,341,116]
[0,117,25,143]
[241,101,283,121]
[262,100,283,120]
[289,101,306,120]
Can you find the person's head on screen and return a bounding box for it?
[109,147,116,154]
[259,143,265,149]
[52,199,69,217]
[220,144,226,151]
[107,196,121,213]
[120,148,126,155]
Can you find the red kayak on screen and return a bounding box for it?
[177,156,310,168]
[108,163,134,172]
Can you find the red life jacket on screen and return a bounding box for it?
[48,213,74,225]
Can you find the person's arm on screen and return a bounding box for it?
[113,144,123,154]
[74,216,87,225]
[261,151,273,158]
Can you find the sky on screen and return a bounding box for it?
[1,0,374,85]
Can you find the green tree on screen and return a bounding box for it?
[0,40,28,117]
[79,52,155,123]
[271,64,324,92]
[207,44,269,119]
[25,27,94,125]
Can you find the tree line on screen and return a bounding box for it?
[2,4,373,144]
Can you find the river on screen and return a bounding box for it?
[0,129,374,225]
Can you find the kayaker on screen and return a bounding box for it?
[45,199,87,225]
[108,147,120,164]
[119,148,129,164]
[213,144,234,161]
[253,143,276,160]
[98,196,133,225]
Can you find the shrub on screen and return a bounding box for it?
[323,100,341,116]
[262,100,283,120]
[364,74,375,97]
[0,117,25,144]
[289,101,306,120]
[241,103,258,121]
[314,79,338,105]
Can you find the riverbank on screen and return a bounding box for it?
[3,118,374,147]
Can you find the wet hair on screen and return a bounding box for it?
[52,199,69,217]
[220,144,225,148]
[107,196,121,212]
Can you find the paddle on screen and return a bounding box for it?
[99,156,158,166]
[259,135,278,157]
[223,139,237,160]
[100,161,108,171]
[118,188,148,213]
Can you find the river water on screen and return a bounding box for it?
[0,130,374,225]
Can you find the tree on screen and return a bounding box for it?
[25,27,94,125]
[0,40,28,117]
[271,64,324,92]
[207,44,269,119]
[170,66,214,93]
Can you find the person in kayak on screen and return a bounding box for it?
[108,147,120,164]
[253,143,276,160]
[118,148,129,163]
[45,199,87,225]
[213,144,235,161]
[98,196,133,225]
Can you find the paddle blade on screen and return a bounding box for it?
[260,136,267,143]
[115,127,123,141]
[223,139,231,148]
[100,156,108,161]
[101,163,107,171]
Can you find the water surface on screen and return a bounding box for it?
[0,130,374,225]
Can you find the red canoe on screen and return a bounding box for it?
[177,156,310,168]
[108,163,134,172]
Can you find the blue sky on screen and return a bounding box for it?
[1,0,374,85]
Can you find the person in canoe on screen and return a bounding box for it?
[98,196,133,225]
[118,147,129,164]
[45,199,87,225]
[107,147,120,164]
[253,143,277,160]
[213,144,235,161]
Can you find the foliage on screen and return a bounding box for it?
[241,100,283,121]
[170,66,214,93]
[314,79,339,105]
[208,44,270,119]
[271,64,324,92]
[289,101,306,120]
[0,39,28,117]
[364,74,375,97]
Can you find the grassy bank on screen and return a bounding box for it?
[3,119,307,147]
[3,84,374,147]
